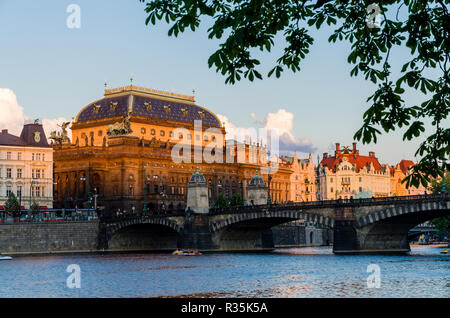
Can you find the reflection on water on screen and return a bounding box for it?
[0,246,448,298]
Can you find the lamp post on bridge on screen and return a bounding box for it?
[153,174,166,213]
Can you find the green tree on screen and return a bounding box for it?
[429,174,450,234]
[230,193,244,207]
[214,194,230,208]
[140,0,449,187]
[31,201,40,221]
[4,192,20,220]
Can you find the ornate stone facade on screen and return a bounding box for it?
[316,143,391,200]
[53,84,293,212]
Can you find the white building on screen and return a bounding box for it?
[0,122,54,210]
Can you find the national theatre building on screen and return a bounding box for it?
[53,83,295,213]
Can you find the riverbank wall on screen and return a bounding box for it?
[0,221,99,255]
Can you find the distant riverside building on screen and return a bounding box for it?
[316,143,391,200]
[281,153,316,202]
[0,122,53,209]
[390,160,426,196]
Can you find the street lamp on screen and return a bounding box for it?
[80,176,91,209]
[143,175,150,214]
[153,175,166,212]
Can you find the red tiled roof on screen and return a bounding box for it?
[319,154,383,172]
[398,160,415,174]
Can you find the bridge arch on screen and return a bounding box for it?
[105,217,183,251]
[210,210,334,232]
[351,198,450,252]
[355,200,450,228]
[209,210,334,251]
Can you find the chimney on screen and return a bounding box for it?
[1,129,7,134]
[335,143,341,156]
[323,152,328,159]
[352,142,357,153]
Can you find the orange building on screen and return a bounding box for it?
[281,153,316,202]
[53,83,293,212]
[390,160,427,196]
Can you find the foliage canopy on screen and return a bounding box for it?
[140,0,449,188]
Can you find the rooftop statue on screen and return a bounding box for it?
[107,111,133,136]
[50,122,71,144]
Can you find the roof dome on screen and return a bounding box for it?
[74,85,222,128]
[189,168,206,185]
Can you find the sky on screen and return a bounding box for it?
[0,1,447,166]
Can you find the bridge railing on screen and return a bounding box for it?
[99,208,186,223]
[208,193,449,215]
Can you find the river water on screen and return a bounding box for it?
[0,246,448,298]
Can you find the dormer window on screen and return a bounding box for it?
[144,102,152,111]
[110,101,118,111]
[164,105,171,114]
[93,104,101,114]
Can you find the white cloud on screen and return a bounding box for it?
[220,109,316,154]
[0,88,28,135]
[0,88,70,142]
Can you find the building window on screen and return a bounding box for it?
[160,130,165,137]
[204,135,209,141]
[187,134,192,140]
[151,129,156,135]
[195,135,200,141]
[330,187,334,193]
[17,152,22,160]
[17,186,22,198]
[36,153,41,161]
[359,177,362,182]
[6,186,12,197]
[6,168,12,179]
[42,154,45,161]
[6,152,11,160]
[17,169,22,179]
[141,128,146,134]
[170,131,174,138]
[330,178,333,182]
[98,130,103,136]
[36,169,41,179]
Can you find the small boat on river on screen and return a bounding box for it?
[172,250,202,256]
[0,253,12,260]
[440,249,449,255]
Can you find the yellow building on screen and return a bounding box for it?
[281,153,316,202]
[317,143,391,200]
[390,160,426,196]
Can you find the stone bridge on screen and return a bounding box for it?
[98,194,450,254]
